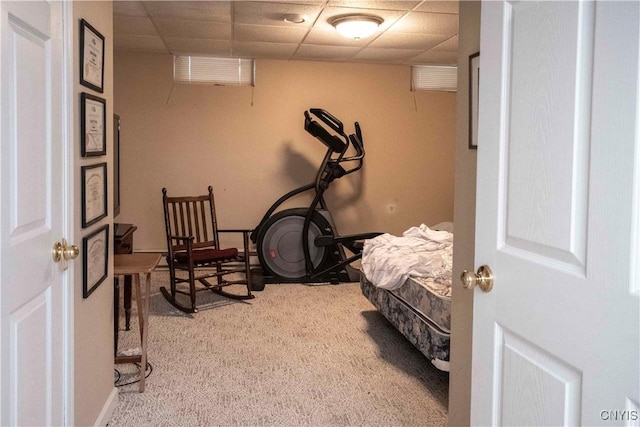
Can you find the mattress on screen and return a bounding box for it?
[390,276,451,334]
[361,274,451,372]
[359,223,453,371]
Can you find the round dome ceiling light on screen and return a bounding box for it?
[330,14,383,40]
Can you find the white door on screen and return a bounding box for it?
[0,2,72,426]
[471,1,640,425]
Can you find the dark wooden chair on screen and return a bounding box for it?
[160,186,254,313]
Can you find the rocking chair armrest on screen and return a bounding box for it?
[169,236,196,254]
[167,236,195,260]
[218,229,252,256]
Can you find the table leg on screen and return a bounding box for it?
[142,272,151,391]
[134,273,145,392]
[114,276,120,357]
[134,272,151,392]
[124,275,132,330]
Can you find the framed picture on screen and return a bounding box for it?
[81,93,106,157]
[83,224,109,298]
[469,51,480,149]
[81,163,107,228]
[80,19,105,93]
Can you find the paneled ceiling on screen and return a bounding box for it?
[113,1,458,65]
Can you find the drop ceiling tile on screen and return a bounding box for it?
[114,16,158,37]
[245,0,326,4]
[353,47,422,62]
[114,35,168,53]
[431,35,458,51]
[233,2,323,27]
[393,11,458,35]
[143,1,231,23]
[232,41,298,59]
[369,32,449,50]
[114,1,148,17]
[294,44,361,61]
[153,18,231,39]
[414,1,459,14]
[304,25,370,47]
[234,24,308,44]
[327,1,420,12]
[409,49,457,65]
[164,38,232,56]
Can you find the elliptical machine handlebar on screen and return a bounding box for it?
[345,122,365,162]
[310,111,369,192]
[354,122,364,155]
[344,133,364,175]
[326,121,365,177]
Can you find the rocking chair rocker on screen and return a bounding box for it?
[160,186,254,313]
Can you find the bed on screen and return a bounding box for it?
[360,223,453,372]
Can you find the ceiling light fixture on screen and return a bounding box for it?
[330,14,383,40]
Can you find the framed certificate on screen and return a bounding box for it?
[81,93,106,157]
[81,163,107,228]
[80,19,105,93]
[83,224,109,298]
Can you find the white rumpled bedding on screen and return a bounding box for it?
[361,224,453,291]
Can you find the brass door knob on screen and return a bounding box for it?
[461,265,493,292]
[52,239,79,263]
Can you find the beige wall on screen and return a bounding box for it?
[449,2,481,426]
[114,55,456,252]
[73,2,116,425]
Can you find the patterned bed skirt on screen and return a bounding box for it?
[360,276,450,372]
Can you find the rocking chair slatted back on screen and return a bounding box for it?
[160,186,255,314]
[163,188,221,252]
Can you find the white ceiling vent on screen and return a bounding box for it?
[411,65,457,92]
[173,56,255,86]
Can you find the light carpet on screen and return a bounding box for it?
[108,272,448,426]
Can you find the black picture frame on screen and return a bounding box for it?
[82,224,109,298]
[81,162,107,228]
[469,51,480,149]
[80,19,105,93]
[81,93,106,157]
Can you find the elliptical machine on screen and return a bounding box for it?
[250,108,380,284]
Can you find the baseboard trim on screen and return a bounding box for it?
[94,387,118,426]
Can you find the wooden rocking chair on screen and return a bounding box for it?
[160,186,254,313]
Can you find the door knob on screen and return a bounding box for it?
[461,265,493,292]
[52,239,80,263]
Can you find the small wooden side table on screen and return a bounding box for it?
[114,253,161,392]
